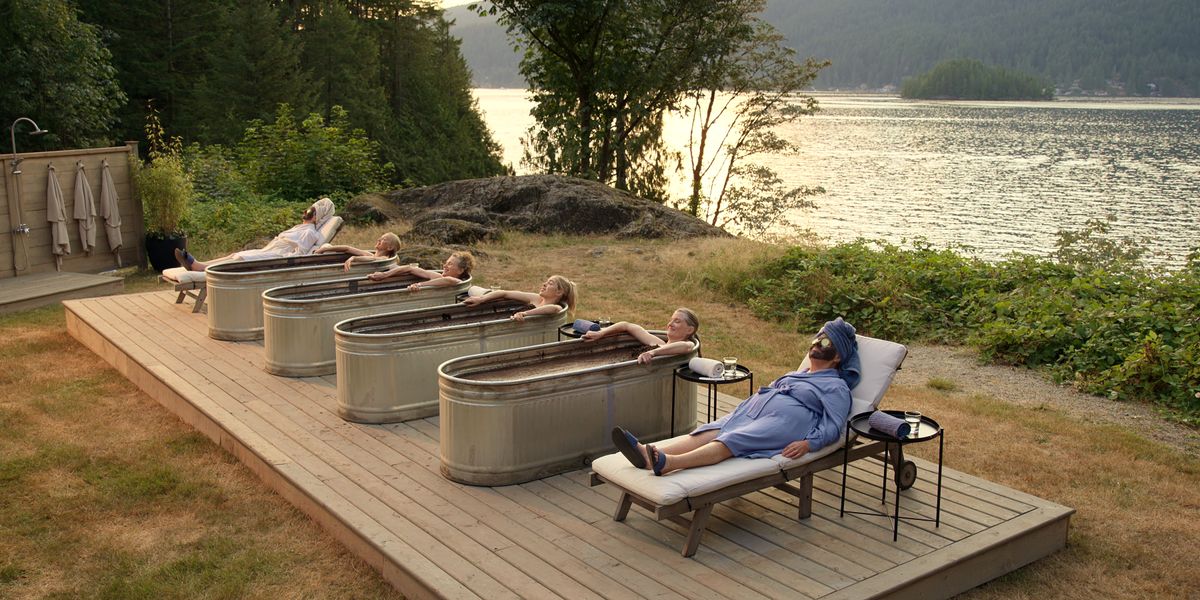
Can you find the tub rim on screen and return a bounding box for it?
[262,273,472,304]
[437,331,699,387]
[206,253,395,277]
[334,300,567,340]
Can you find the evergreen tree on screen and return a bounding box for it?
[191,2,313,145]
[378,13,505,182]
[0,0,126,149]
[76,0,226,141]
[299,1,392,151]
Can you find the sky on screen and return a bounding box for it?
[440,0,474,7]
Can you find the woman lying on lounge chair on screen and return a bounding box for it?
[313,232,401,271]
[175,198,335,271]
[366,250,475,290]
[612,317,861,476]
[460,275,577,321]
[582,308,700,365]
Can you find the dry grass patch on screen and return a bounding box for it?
[886,384,1200,599]
[0,309,401,599]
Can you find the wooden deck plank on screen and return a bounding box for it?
[64,299,478,600]
[92,296,519,600]
[64,292,1073,600]
[135,294,681,600]
[1,271,122,314]
[118,295,571,600]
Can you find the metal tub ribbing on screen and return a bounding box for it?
[206,253,396,341]
[334,300,569,424]
[262,274,472,377]
[437,333,698,486]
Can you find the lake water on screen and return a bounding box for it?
[473,89,1200,269]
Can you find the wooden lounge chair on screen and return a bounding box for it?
[160,216,344,312]
[589,334,908,557]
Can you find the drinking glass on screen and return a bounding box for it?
[722,357,738,378]
[904,411,922,437]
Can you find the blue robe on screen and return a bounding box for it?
[692,369,851,459]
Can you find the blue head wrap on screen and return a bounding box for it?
[821,317,861,389]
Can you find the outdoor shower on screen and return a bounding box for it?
[10,116,49,175]
[8,117,49,262]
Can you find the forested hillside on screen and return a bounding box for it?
[760,0,1199,96]
[66,0,505,184]
[450,0,1199,96]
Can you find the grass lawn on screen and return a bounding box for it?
[2,225,1197,598]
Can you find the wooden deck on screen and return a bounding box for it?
[1,271,123,315]
[64,291,1074,600]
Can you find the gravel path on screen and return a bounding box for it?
[894,343,1200,458]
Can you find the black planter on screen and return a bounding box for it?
[145,233,188,273]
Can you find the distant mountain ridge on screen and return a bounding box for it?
[447,1,1199,96]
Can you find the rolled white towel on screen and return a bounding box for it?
[162,267,187,281]
[466,285,491,297]
[689,357,724,378]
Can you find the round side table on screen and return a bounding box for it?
[841,410,944,542]
[671,364,753,436]
[557,319,611,341]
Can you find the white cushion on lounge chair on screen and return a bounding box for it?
[318,215,343,244]
[162,267,205,284]
[592,451,780,506]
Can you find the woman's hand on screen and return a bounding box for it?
[343,257,355,271]
[511,311,527,322]
[367,271,388,281]
[637,350,656,364]
[408,282,423,291]
[781,440,810,459]
[581,330,603,342]
[314,243,332,254]
[462,296,482,306]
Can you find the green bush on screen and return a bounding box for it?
[135,155,192,237]
[236,104,391,202]
[717,228,1200,422]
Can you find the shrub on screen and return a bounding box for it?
[236,104,391,202]
[716,228,1200,421]
[137,109,192,237]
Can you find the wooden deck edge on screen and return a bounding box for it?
[825,504,1075,600]
[63,301,445,600]
[2,277,123,315]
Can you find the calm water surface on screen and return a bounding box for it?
[474,90,1200,268]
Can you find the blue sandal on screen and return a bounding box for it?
[610,427,646,469]
[647,444,667,476]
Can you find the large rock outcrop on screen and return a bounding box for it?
[345,175,728,241]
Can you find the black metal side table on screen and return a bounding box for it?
[671,364,753,436]
[841,410,944,541]
[557,319,612,341]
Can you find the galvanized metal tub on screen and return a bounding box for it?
[438,333,699,486]
[262,274,472,377]
[334,300,569,424]
[206,253,397,341]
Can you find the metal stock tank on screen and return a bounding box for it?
[206,253,396,341]
[437,332,698,486]
[334,299,569,424]
[262,274,471,377]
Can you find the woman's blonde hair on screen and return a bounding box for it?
[675,307,700,340]
[380,232,401,256]
[547,275,577,313]
[450,251,476,277]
